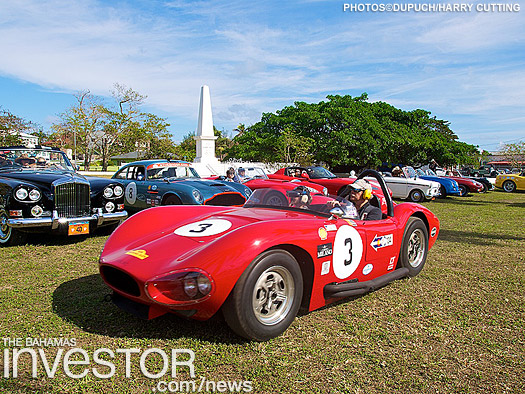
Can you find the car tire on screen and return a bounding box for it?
[438,185,447,198]
[480,182,489,193]
[408,189,424,202]
[222,250,303,341]
[0,209,26,246]
[262,191,288,206]
[163,195,182,205]
[458,184,469,197]
[502,180,516,193]
[398,217,428,277]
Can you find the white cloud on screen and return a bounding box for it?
[0,0,523,149]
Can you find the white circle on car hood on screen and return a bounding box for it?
[174,219,232,237]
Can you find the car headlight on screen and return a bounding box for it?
[323,187,328,195]
[103,187,114,199]
[31,205,44,217]
[29,189,41,202]
[15,187,29,201]
[146,269,214,305]
[192,189,204,204]
[105,201,115,213]
[113,185,123,197]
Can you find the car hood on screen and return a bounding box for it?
[100,205,315,280]
[0,170,87,189]
[167,178,248,193]
[419,175,456,186]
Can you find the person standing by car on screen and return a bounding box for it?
[347,179,382,221]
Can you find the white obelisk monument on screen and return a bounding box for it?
[193,85,220,175]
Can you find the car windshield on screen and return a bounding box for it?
[0,148,75,172]
[306,166,336,179]
[426,169,438,176]
[243,188,358,218]
[415,169,425,176]
[146,163,200,179]
[404,167,417,178]
[241,167,268,181]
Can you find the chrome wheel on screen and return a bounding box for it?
[407,228,426,268]
[409,189,424,202]
[0,211,11,243]
[252,266,295,325]
[503,180,516,193]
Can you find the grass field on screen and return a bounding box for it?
[1,191,524,393]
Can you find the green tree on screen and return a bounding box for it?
[225,94,478,169]
[51,91,105,170]
[0,108,39,146]
[500,141,525,168]
[51,85,176,171]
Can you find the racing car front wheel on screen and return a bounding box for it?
[398,217,428,277]
[223,250,303,341]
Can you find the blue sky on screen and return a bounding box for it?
[1,0,524,151]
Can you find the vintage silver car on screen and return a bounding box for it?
[382,166,441,202]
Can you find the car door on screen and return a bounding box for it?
[113,165,148,211]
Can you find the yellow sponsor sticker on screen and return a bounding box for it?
[126,249,149,260]
[318,227,328,240]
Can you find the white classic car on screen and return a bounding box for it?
[382,166,441,202]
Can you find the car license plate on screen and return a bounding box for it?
[68,222,89,236]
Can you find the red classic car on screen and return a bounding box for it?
[441,172,484,196]
[99,170,439,341]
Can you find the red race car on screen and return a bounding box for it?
[99,170,439,341]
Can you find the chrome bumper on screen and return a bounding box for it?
[425,188,441,198]
[8,209,128,229]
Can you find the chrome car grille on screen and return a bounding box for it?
[205,192,246,206]
[55,183,91,218]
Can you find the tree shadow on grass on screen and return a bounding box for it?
[438,229,525,246]
[52,274,245,344]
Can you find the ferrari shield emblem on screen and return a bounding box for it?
[126,249,149,260]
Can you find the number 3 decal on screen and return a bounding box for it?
[174,219,232,237]
[333,225,363,279]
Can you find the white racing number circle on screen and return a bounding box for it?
[332,225,364,280]
[125,182,137,205]
[174,219,232,237]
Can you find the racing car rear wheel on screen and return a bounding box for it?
[223,250,303,341]
[502,180,516,193]
[0,209,26,246]
[398,217,428,277]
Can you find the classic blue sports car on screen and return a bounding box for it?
[112,160,252,212]
[416,168,461,197]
